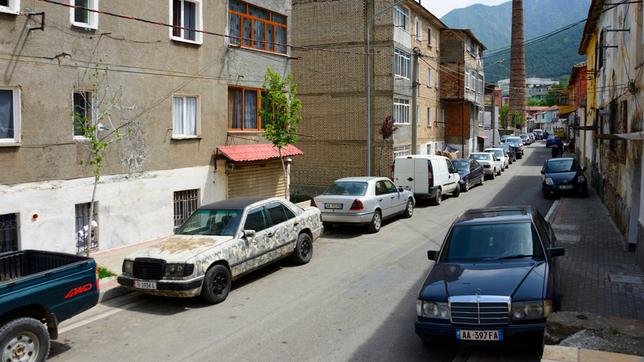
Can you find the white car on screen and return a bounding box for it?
[484,148,510,170]
[313,177,414,233]
[469,152,501,179]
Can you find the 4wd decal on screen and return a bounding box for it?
[64,283,93,299]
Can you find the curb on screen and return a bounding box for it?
[98,277,132,303]
[545,199,561,223]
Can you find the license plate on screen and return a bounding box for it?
[559,185,574,190]
[134,280,157,290]
[456,329,503,341]
[324,203,343,210]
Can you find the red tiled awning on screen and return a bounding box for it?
[216,144,303,162]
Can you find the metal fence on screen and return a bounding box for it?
[0,214,18,253]
[174,189,200,229]
[76,203,99,255]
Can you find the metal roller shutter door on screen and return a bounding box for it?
[227,162,286,198]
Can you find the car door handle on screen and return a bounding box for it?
[267,232,274,238]
[379,199,383,202]
[390,196,395,199]
[294,221,299,226]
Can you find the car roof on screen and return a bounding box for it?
[199,196,272,210]
[455,206,535,225]
[470,152,492,155]
[546,157,575,163]
[334,177,387,182]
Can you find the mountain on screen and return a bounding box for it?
[440,0,591,83]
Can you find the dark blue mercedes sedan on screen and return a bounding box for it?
[415,207,565,347]
[541,157,588,198]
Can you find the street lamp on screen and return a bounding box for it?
[365,0,407,176]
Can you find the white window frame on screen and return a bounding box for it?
[427,107,433,128]
[393,5,409,32]
[415,17,422,41]
[393,98,410,125]
[72,90,97,140]
[394,48,411,79]
[169,0,203,45]
[0,87,21,146]
[0,0,19,14]
[393,144,412,158]
[69,0,99,29]
[427,68,432,87]
[172,95,200,139]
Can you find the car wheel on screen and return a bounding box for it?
[479,175,484,186]
[367,210,382,233]
[453,185,460,198]
[402,199,414,218]
[201,264,232,304]
[461,181,469,192]
[497,168,502,176]
[490,170,496,179]
[0,318,50,362]
[431,188,442,206]
[292,233,313,265]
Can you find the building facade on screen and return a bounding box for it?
[290,0,446,195]
[0,0,294,254]
[440,29,486,157]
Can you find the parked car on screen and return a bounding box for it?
[118,196,323,304]
[519,134,531,145]
[528,133,536,143]
[484,148,510,170]
[0,250,100,361]
[469,152,500,179]
[545,135,558,148]
[498,143,517,163]
[500,135,510,144]
[505,137,525,159]
[452,159,485,192]
[415,206,565,347]
[533,129,544,140]
[541,157,588,198]
[313,177,414,233]
[394,155,461,205]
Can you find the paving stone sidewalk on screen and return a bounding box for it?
[552,190,644,320]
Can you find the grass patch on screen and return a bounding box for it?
[98,266,116,279]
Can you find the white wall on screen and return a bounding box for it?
[0,165,227,253]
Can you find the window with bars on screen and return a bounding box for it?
[75,203,98,254]
[393,5,408,31]
[174,189,200,228]
[393,98,410,125]
[394,48,411,79]
[0,213,19,253]
[229,0,287,54]
[171,0,203,44]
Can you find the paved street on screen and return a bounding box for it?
[51,144,553,362]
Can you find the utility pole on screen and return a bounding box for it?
[411,47,420,154]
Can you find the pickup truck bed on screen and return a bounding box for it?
[0,250,99,361]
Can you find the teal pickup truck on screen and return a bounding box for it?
[0,250,99,361]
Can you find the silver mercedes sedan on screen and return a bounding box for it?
[312,177,415,233]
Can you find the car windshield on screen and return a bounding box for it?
[486,150,503,158]
[323,181,368,196]
[453,160,470,172]
[545,159,579,173]
[176,209,243,236]
[470,154,490,161]
[441,222,544,262]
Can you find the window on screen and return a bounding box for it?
[393,5,409,31]
[394,48,411,79]
[173,189,200,228]
[228,87,265,131]
[266,203,290,225]
[384,180,398,193]
[0,0,19,14]
[70,0,98,29]
[426,143,432,155]
[229,0,288,54]
[323,181,368,196]
[72,91,94,138]
[0,88,20,145]
[393,144,412,158]
[0,213,19,253]
[427,27,432,47]
[75,203,98,254]
[427,107,433,127]
[172,96,199,138]
[415,18,422,41]
[244,208,268,232]
[170,0,203,44]
[393,98,410,125]
[427,68,432,87]
[375,181,388,195]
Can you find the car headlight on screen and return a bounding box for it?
[511,300,552,320]
[417,300,450,319]
[122,260,134,275]
[578,175,586,183]
[545,177,554,185]
[164,263,195,278]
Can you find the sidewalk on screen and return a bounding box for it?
[551,190,644,320]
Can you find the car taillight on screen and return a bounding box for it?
[350,199,364,211]
[311,199,317,207]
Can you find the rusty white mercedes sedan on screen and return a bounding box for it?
[118,196,323,304]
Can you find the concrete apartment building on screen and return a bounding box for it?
[0,0,294,254]
[439,29,486,156]
[290,0,446,195]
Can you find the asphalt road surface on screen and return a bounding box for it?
[52,143,553,362]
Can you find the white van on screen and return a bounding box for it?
[394,155,461,205]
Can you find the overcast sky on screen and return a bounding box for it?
[423,0,508,18]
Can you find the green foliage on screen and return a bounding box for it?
[511,111,525,128]
[527,99,543,106]
[98,266,116,279]
[542,83,566,106]
[499,104,510,128]
[261,68,302,149]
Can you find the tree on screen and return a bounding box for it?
[261,68,302,200]
[499,104,510,129]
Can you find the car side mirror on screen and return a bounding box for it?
[548,247,565,257]
[427,250,438,261]
[398,186,404,192]
[243,230,256,238]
